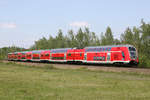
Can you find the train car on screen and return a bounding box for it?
[26,51,32,61]
[17,52,22,60]
[50,48,71,62]
[31,50,43,61]
[67,49,85,63]
[13,52,19,60]
[20,51,27,61]
[40,50,50,61]
[84,45,139,65]
[8,53,13,61]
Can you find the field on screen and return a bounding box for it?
[0,62,150,100]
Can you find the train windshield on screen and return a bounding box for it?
[129,47,136,51]
[129,47,137,59]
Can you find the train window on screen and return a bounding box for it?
[52,57,64,60]
[45,53,49,56]
[99,48,102,51]
[96,48,99,51]
[80,53,82,56]
[100,57,102,60]
[129,47,136,51]
[93,56,97,60]
[27,54,31,57]
[96,57,98,60]
[108,48,111,51]
[84,54,87,60]
[122,52,125,59]
[107,53,111,61]
[103,48,104,51]
[103,57,105,61]
[68,53,71,56]
[33,56,40,59]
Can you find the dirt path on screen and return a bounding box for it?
[2,60,150,75]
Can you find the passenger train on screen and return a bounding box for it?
[7,45,139,65]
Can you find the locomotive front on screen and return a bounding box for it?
[128,46,139,65]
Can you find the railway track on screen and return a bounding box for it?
[1,60,150,75]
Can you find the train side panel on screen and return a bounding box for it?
[17,52,22,60]
[66,49,85,63]
[20,52,26,61]
[31,51,42,61]
[50,48,71,62]
[26,51,32,61]
[40,50,50,61]
[8,53,13,60]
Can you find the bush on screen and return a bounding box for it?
[139,54,150,67]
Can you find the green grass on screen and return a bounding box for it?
[0,62,150,100]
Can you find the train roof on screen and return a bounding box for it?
[85,44,134,49]
[31,50,43,53]
[51,48,72,53]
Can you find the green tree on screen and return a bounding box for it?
[55,29,66,48]
[132,27,141,51]
[114,39,121,45]
[0,46,26,60]
[47,35,56,49]
[100,27,114,45]
[34,37,49,49]
[100,32,106,45]
[67,30,77,48]
[76,28,86,48]
[139,20,150,66]
[121,27,133,44]
[105,27,114,45]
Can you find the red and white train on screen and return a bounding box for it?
[7,45,139,65]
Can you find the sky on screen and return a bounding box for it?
[0,0,150,48]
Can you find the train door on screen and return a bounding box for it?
[107,52,111,61]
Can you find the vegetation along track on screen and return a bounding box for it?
[2,60,150,75]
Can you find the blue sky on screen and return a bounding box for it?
[0,0,150,48]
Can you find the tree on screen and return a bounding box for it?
[114,39,121,45]
[84,28,91,46]
[132,27,141,51]
[121,27,133,44]
[100,32,106,45]
[47,35,56,49]
[34,37,49,49]
[76,28,86,48]
[55,29,66,48]
[100,27,114,45]
[105,27,114,45]
[140,20,150,61]
[0,46,26,60]
[67,30,77,48]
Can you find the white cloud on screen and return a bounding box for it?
[0,22,16,29]
[70,21,90,27]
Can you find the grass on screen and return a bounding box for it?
[0,62,150,100]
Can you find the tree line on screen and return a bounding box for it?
[0,20,149,67]
[0,46,26,60]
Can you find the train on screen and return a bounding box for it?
[7,45,139,65]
